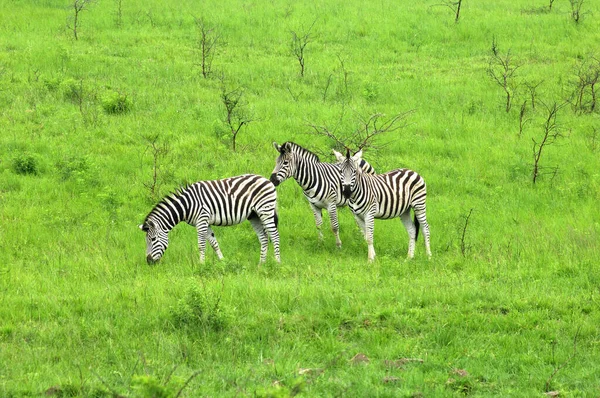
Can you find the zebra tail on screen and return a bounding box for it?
[414,212,420,241]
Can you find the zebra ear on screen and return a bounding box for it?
[352,150,363,162]
[332,149,345,162]
[273,142,282,153]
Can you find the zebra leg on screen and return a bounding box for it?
[353,213,367,240]
[400,211,417,259]
[248,216,269,264]
[206,226,224,260]
[327,203,342,248]
[309,203,324,240]
[195,220,209,263]
[414,205,432,258]
[263,215,281,263]
[364,212,376,262]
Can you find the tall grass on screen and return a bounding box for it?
[0,0,599,396]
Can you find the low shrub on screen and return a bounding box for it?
[11,153,39,175]
[101,90,131,114]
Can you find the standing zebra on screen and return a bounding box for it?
[140,174,280,264]
[334,149,431,261]
[270,141,375,248]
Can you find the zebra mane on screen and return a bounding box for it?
[282,142,320,162]
[143,184,191,225]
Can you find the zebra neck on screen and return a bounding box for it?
[293,158,322,190]
[354,172,369,197]
[151,194,188,231]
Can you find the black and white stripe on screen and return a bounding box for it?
[140,174,280,264]
[270,142,375,248]
[334,149,431,261]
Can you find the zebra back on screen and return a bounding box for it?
[144,174,277,230]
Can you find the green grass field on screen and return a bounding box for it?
[1,0,599,396]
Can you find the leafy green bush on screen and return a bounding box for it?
[11,153,39,175]
[55,156,88,181]
[60,78,82,103]
[101,90,131,114]
[170,281,230,332]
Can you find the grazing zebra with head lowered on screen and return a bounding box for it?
[334,149,431,261]
[140,174,280,264]
[270,142,375,248]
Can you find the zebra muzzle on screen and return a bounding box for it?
[342,185,352,199]
[146,254,159,265]
[269,174,280,186]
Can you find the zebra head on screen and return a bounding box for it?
[139,219,169,264]
[270,142,296,186]
[333,149,363,199]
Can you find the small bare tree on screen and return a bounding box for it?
[571,56,599,114]
[460,208,474,257]
[69,0,95,40]
[290,20,317,77]
[548,0,556,11]
[569,0,585,23]
[115,0,123,28]
[143,134,170,201]
[307,110,414,156]
[518,100,530,138]
[487,39,521,113]
[532,102,565,184]
[194,17,222,78]
[524,80,543,110]
[220,79,253,152]
[445,0,463,23]
[431,0,463,22]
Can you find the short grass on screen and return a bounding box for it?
[1,0,599,396]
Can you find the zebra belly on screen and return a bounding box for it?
[209,211,251,226]
[304,193,343,209]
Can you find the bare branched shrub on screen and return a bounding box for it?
[194,17,222,78]
[115,0,123,28]
[571,56,599,114]
[532,102,566,184]
[439,0,463,23]
[143,134,170,201]
[548,0,556,10]
[460,208,474,257]
[587,127,598,152]
[524,80,543,110]
[487,39,521,112]
[518,100,530,138]
[69,0,96,40]
[569,0,585,23]
[220,78,253,152]
[290,20,317,77]
[307,110,414,155]
[545,327,581,393]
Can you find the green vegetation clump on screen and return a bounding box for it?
[11,153,39,175]
[101,89,131,114]
[169,281,231,332]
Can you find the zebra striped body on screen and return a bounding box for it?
[334,150,431,261]
[140,174,280,264]
[270,141,375,248]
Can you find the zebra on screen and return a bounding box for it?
[270,141,375,248]
[140,174,280,264]
[333,149,431,261]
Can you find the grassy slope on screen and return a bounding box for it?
[0,0,599,396]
